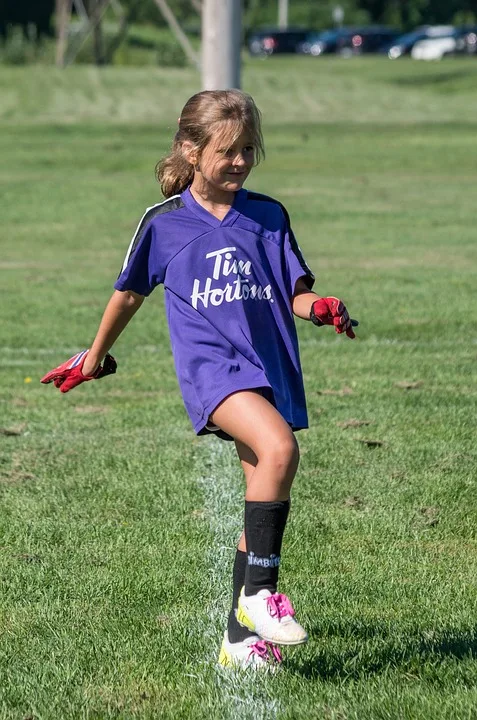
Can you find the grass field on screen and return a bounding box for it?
[1,56,477,719]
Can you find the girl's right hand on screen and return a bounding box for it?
[40,350,117,393]
[82,353,101,377]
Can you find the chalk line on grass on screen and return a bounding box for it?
[194,438,281,720]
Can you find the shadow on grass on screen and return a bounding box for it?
[287,622,477,680]
[391,68,476,89]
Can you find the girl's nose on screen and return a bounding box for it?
[233,152,247,167]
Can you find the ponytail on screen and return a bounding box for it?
[155,137,194,198]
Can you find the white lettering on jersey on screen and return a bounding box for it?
[191,247,273,310]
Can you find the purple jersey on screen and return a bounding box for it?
[115,188,315,435]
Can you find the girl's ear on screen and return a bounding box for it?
[181,140,198,167]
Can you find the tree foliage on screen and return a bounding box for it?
[0,0,55,39]
[1,0,475,44]
[357,0,477,28]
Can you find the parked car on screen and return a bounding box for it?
[297,28,358,56]
[337,26,400,56]
[454,26,477,54]
[384,25,455,59]
[412,25,477,59]
[247,28,309,56]
[412,35,456,60]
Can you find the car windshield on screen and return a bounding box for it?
[306,29,352,42]
[317,30,339,41]
[393,29,428,44]
[394,26,454,44]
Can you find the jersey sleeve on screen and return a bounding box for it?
[282,210,315,297]
[114,216,164,297]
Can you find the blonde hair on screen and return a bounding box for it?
[156,89,265,198]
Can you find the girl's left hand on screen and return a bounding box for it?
[310,297,358,339]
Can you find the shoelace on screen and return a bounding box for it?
[248,640,283,664]
[266,593,295,620]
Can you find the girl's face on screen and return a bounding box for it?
[186,123,255,200]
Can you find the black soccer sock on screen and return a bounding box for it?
[244,499,290,596]
[226,549,256,643]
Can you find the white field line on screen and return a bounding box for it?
[195,439,281,720]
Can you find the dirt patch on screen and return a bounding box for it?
[318,386,353,396]
[343,495,365,509]
[0,423,27,436]
[395,380,423,390]
[337,419,372,429]
[74,406,108,414]
[356,438,385,448]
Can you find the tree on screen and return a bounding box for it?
[0,0,55,40]
[357,0,477,28]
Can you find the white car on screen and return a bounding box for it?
[411,35,456,60]
[387,25,454,59]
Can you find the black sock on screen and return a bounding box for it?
[227,549,255,643]
[244,500,290,595]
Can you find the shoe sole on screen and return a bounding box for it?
[218,646,232,667]
[218,644,282,670]
[236,604,308,646]
[252,632,308,646]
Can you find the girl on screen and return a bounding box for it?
[42,89,356,670]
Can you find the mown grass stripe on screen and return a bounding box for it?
[2,337,477,357]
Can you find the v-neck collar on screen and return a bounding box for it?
[181,187,247,228]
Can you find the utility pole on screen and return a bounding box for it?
[278,0,288,29]
[202,0,242,90]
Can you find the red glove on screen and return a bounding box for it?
[40,350,117,393]
[310,297,357,339]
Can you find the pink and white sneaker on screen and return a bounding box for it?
[218,631,283,670]
[236,588,308,646]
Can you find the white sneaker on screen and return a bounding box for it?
[236,588,308,646]
[218,631,283,670]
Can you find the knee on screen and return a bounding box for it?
[263,433,300,476]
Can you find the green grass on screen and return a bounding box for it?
[1,55,477,124]
[1,57,477,719]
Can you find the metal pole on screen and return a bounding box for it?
[202,0,242,90]
[278,0,288,29]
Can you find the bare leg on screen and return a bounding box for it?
[234,440,256,552]
[209,390,299,502]
[217,392,303,643]
[211,391,299,587]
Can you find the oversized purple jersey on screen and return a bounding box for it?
[115,187,315,435]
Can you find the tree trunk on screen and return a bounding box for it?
[55,0,73,67]
[89,0,106,65]
[152,0,200,69]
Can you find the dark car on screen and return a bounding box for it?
[337,26,400,55]
[382,25,454,58]
[247,28,309,56]
[453,26,477,55]
[297,27,359,56]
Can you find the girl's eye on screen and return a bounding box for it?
[217,145,254,157]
